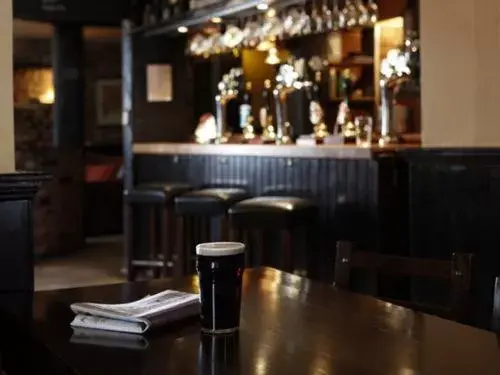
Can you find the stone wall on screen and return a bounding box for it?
[14,36,123,144]
[13,36,124,256]
[14,105,58,257]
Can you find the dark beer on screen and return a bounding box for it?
[196,242,245,334]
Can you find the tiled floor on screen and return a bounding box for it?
[35,236,125,291]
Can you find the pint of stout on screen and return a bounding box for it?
[196,242,245,334]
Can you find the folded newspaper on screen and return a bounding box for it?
[70,290,200,335]
[71,328,150,350]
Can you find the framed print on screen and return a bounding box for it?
[96,79,122,126]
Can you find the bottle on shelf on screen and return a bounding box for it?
[328,67,338,100]
[310,71,329,139]
[239,81,253,130]
[311,71,322,101]
[260,79,276,142]
[143,4,155,25]
[161,0,189,21]
[149,0,163,24]
[161,0,172,21]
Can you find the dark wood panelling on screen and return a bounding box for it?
[404,149,500,329]
[133,35,194,142]
[0,172,49,291]
[14,0,131,25]
[135,154,402,281]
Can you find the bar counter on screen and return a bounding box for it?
[132,142,412,281]
[133,142,419,159]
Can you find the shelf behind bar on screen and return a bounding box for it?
[136,0,306,37]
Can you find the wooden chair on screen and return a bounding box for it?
[334,241,473,322]
[492,277,500,345]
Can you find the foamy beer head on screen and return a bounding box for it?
[196,242,245,334]
[196,242,245,257]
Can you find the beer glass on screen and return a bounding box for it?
[355,115,373,147]
[196,242,245,334]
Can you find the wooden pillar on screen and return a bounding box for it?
[53,24,85,148]
[0,0,14,172]
[52,25,85,251]
[420,0,500,146]
[122,20,135,277]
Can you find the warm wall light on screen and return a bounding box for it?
[265,47,281,65]
[39,88,54,104]
[177,26,188,33]
[266,8,276,18]
[257,2,269,10]
[211,17,222,23]
[256,39,274,51]
[13,68,54,107]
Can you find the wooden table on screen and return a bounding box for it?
[5,268,500,375]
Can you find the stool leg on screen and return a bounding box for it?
[185,217,194,275]
[228,225,239,242]
[281,229,293,273]
[220,216,229,241]
[203,217,211,243]
[160,206,173,278]
[150,208,160,279]
[174,216,185,280]
[242,230,252,267]
[124,203,136,282]
[253,230,263,268]
[305,224,316,278]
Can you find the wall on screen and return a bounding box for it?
[0,1,15,172]
[133,34,195,142]
[13,34,123,254]
[420,0,500,146]
[13,36,123,144]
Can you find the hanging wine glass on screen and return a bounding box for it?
[261,8,284,40]
[311,1,324,34]
[222,24,244,49]
[242,17,260,47]
[331,0,345,30]
[355,0,369,26]
[367,0,379,26]
[322,0,333,30]
[207,30,224,55]
[284,8,302,36]
[188,33,206,56]
[343,0,358,29]
[299,6,312,35]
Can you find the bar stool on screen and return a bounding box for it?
[228,196,318,275]
[123,182,193,281]
[173,187,250,277]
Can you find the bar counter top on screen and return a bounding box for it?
[133,142,420,159]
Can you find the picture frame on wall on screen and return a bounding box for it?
[96,79,122,126]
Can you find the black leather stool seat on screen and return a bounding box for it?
[125,183,193,205]
[175,188,250,215]
[229,196,317,228]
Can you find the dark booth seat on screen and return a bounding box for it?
[174,188,250,215]
[228,196,317,228]
[124,183,193,204]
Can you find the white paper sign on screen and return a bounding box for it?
[147,64,173,102]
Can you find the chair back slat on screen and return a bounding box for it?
[334,241,473,322]
[350,251,452,279]
[492,277,500,331]
[334,241,352,289]
[449,253,474,321]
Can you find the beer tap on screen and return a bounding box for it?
[214,69,241,144]
[273,64,301,145]
[378,32,420,145]
[308,56,330,140]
